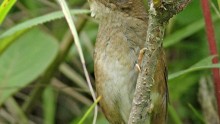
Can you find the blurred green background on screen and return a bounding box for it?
[0,0,220,124]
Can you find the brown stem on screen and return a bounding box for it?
[128,0,192,123]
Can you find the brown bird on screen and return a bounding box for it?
[89,0,168,123]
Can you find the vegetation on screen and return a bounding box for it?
[0,0,219,124]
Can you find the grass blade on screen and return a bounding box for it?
[57,0,98,124]
[76,96,101,124]
[0,9,90,39]
[164,15,218,48]
[0,0,16,24]
[43,86,56,124]
[169,56,220,80]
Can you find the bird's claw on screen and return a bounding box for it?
[136,48,147,72]
[135,64,141,72]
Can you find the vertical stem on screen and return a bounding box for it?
[201,0,220,118]
[128,3,166,123]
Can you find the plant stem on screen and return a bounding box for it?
[201,0,220,119]
[128,0,192,123]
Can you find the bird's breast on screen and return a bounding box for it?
[94,15,148,123]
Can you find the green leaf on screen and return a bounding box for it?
[164,15,218,48]
[0,30,25,55]
[0,0,16,24]
[169,56,220,80]
[0,9,90,39]
[0,28,59,106]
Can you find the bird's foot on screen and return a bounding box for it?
[135,48,148,72]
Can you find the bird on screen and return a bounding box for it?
[89,0,168,123]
